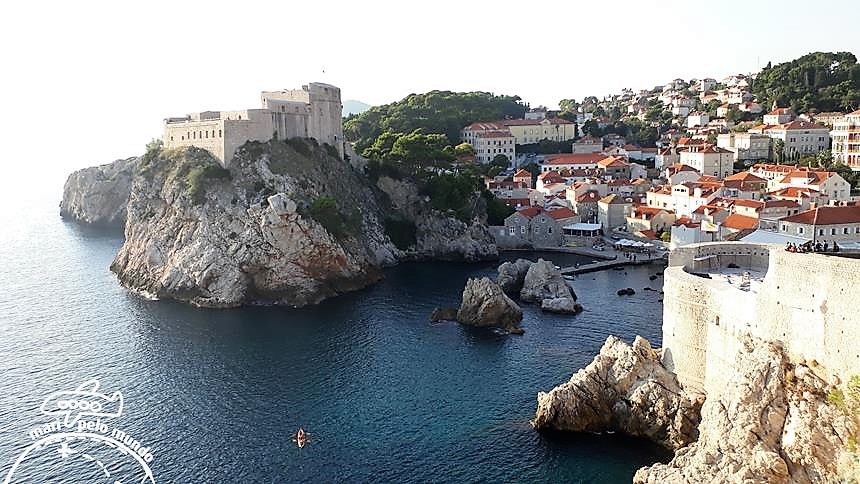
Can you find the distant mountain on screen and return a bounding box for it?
[343,100,371,117]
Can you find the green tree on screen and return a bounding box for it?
[344,90,527,152]
[773,139,785,162]
[454,142,475,157]
[752,51,860,112]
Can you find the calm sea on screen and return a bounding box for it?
[0,177,668,483]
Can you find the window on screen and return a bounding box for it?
[509,226,515,235]
[520,226,526,234]
[844,227,849,235]
[798,227,804,234]
[831,228,837,235]
[219,130,222,137]
[534,227,540,235]
[781,224,787,231]
[548,227,553,234]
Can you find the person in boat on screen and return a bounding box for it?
[294,427,307,447]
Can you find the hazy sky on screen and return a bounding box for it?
[1,0,858,193]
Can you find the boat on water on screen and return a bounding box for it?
[295,428,307,448]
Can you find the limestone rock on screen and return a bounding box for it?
[60,157,137,227]
[110,143,394,308]
[520,259,576,303]
[532,335,702,451]
[430,307,457,321]
[634,336,855,484]
[456,277,523,331]
[540,297,582,314]
[496,258,534,294]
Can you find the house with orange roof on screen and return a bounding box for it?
[499,118,577,145]
[777,205,860,244]
[597,156,631,179]
[513,169,533,188]
[572,190,603,223]
[598,194,632,231]
[572,135,603,154]
[754,120,830,158]
[655,147,680,170]
[539,153,605,172]
[497,205,580,248]
[777,170,851,202]
[626,206,676,233]
[763,107,795,125]
[716,132,771,162]
[664,163,701,185]
[460,122,516,164]
[722,171,768,199]
[766,186,825,210]
[678,143,734,179]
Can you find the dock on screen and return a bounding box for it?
[559,257,659,275]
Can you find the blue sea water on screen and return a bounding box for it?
[0,184,668,483]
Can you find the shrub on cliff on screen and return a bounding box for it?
[306,196,362,239]
[186,164,231,204]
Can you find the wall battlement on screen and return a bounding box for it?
[662,242,860,397]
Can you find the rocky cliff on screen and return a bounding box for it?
[60,157,137,227]
[60,138,497,307]
[533,335,701,450]
[634,337,855,484]
[535,334,859,483]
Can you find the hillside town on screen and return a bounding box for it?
[466,73,860,253]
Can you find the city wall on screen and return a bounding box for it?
[662,242,860,398]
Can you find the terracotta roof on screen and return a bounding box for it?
[477,130,514,138]
[768,186,820,198]
[465,122,507,131]
[724,171,766,183]
[632,206,670,219]
[729,198,765,209]
[692,204,726,215]
[641,147,658,153]
[763,199,800,209]
[575,135,601,144]
[598,156,630,168]
[500,118,574,126]
[622,144,641,151]
[752,163,826,174]
[600,194,630,204]
[666,163,698,174]
[769,120,828,131]
[722,213,759,230]
[543,153,606,165]
[517,206,542,218]
[637,230,659,240]
[513,169,531,178]
[780,205,860,226]
[575,190,601,203]
[779,170,835,185]
[547,207,577,220]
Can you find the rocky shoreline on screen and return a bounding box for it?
[61,140,498,308]
[534,334,858,483]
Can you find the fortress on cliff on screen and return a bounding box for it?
[661,242,860,398]
[162,82,344,166]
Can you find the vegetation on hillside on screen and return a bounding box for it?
[361,130,454,166]
[305,196,362,239]
[344,91,527,153]
[753,52,860,113]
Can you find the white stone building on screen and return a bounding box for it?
[830,109,860,170]
[678,144,734,179]
[752,120,830,158]
[716,132,771,162]
[163,82,344,166]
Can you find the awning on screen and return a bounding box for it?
[563,223,602,231]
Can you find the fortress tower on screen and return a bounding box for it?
[163,82,344,167]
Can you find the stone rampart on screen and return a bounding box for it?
[662,242,860,397]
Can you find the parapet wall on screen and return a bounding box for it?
[662,242,860,397]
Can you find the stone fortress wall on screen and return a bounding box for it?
[163,82,343,166]
[662,242,860,398]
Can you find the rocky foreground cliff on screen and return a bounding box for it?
[63,139,497,307]
[534,335,860,483]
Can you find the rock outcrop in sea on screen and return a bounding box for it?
[496,258,533,295]
[60,157,137,227]
[456,277,523,333]
[64,139,498,307]
[533,335,702,450]
[519,259,581,314]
